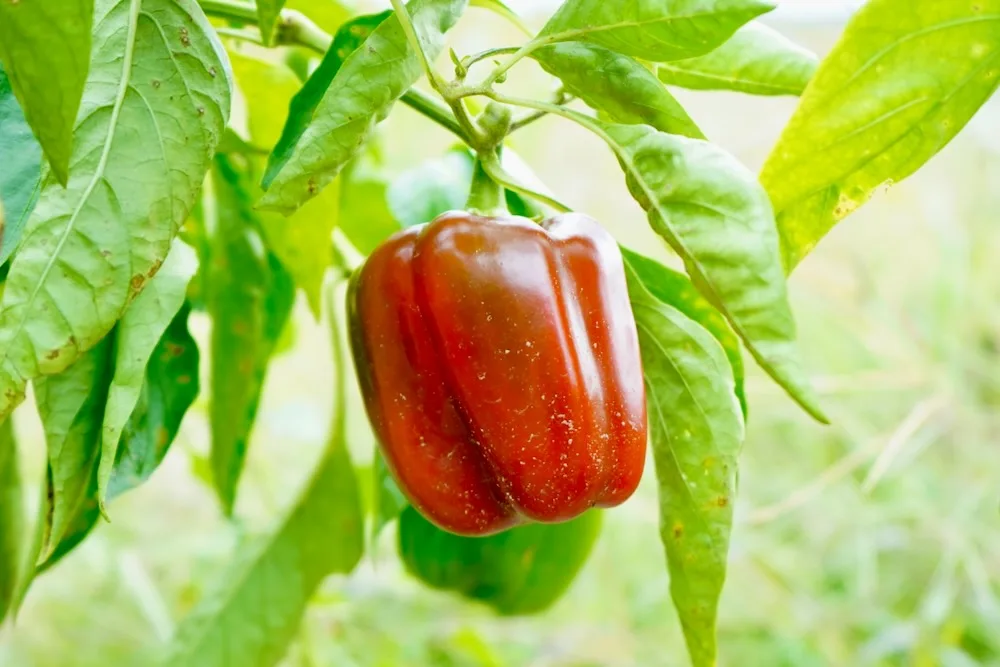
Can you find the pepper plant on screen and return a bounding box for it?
[0,0,997,665]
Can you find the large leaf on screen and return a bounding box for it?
[258,0,469,215]
[761,0,1000,271]
[0,0,231,421]
[0,0,93,184]
[209,156,296,516]
[534,42,704,139]
[162,284,364,667]
[621,247,746,417]
[34,338,113,563]
[230,52,340,317]
[399,506,602,616]
[657,21,818,96]
[108,303,200,499]
[0,417,22,625]
[0,64,42,264]
[97,241,197,505]
[625,263,744,667]
[537,0,773,63]
[265,10,393,185]
[338,149,403,255]
[583,116,826,422]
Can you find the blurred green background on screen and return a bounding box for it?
[3,3,1000,666]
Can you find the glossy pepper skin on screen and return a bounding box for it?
[348,211,648,536]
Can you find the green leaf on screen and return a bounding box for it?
[162,280,363,667]
[657,21,818,96]
[108,303,200,499]
[265,10,393,185]
[258,0,469,215]
[0,0,93,184]
[0,417,23,625]
[537,0,774,63]
[387,149,476,225]
[97,241,197,506]
[0,0,231,422]
[589,117,826,422]
[621,247,746,417]
[338,150,401,255]
[470,0,530,35]
[534,43,704,139]
[0,63,42,265]
[372,452,407,537]
[34,338,113,563]
[209,156,296,516]
[230,52,340,317]
[256,0,286,45]
[35,493,101,574]
[285,0,349,33]
[625,263,744,667]
[761,0,1000,271]
[399,506,602,616]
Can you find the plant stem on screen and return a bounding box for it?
[198,0,471,143]
[388,0,447,92]
[461,46,521,70]
[480,152,571,213]
[465,153,507,215]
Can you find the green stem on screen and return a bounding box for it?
[461,46,521,70]
[465,154,507,215]
[199,0,471,143]
[388,0,447,92]
[479,151,572,214]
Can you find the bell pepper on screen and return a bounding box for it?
[348,211,648,536]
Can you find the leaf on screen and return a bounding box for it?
[371,452,407,537]
[399,506,602,616]
[285,0,349,33]
[589,117,826,422]
[35,492,101,573]
[537,0,774,63]
[97,241,197,506]
[108,303,200,499]
[338,150,401,255]
[657,21,818,96]
[625,263,744,667]
[0,416,23,625]
[256,0,286,45]
[34,338,113,562]
[621,247,746,417]
[533,43,705,139]
[0,0,93,184]
[761,0,1000,271]
[387,148,476,225]
[0,0,231,421]
[162,282,363,667]
[230,52,340,317]
[209,156,296,516]
[265,9,393,184]
[470,0,531,35]
[0,63,42,265]
[258,0,469,215]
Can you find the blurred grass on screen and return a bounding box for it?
[4,12,1000,667]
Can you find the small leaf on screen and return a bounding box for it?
[97,241,197,505]
[264,10,393,184]
[0,0,231,421]
[538,0,774,63]
[0,416,23,625]
[230,52,340,316]
[399,506,602,616]
[625,263,744,667]
[534,43,704,139]
[591,117,826,422]
[621,247,746,417]
[470,0,531,35]
[387,148,476,225]
[259,0,469,215]
[0,63,42,264]
[256,0,287,46]
[657,21,818,96]
[34,338,113,562]
[107,303,200,500]
[761,0,1000,271]
[0,0,93,184]
[209,156,296,516]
